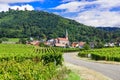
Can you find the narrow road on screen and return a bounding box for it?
[63,52,120,80]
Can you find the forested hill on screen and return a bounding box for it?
[0,10,119,42]
[97,27,120,32]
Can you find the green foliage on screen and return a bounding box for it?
[55,47,81,52]
[0,39,2,43]
[65,71,82,80]
[0,44,64,79]
[78,47,120,62]
[1,37,8,41]
[95,42,104,48]
[0,10,118,42]
[0,60,57,80]
[8,38,19,42]
[39,42,48,47]
[0,44,63,65]
[83,44,90,50]
[19,38,26,44]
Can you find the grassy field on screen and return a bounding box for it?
[8,38,19,42]
[65,71,81,80]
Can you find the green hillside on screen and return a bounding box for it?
[0,10,117,42]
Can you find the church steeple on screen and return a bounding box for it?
[66,29,68,40]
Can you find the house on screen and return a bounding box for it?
[104,43,115,47]
[72,42,78,47]
[109,43,115,47]
[55,37,69,47]
[114,42,120,47]
[72,42,86,48]
[29,40,40,46]
[47,30,69,47]
[78,42,86,48]
[104,43,109,47]
[45,39,55,46]
[89,42,96,48]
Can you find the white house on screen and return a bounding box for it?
[104,43,115,47]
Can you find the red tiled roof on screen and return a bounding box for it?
[72,42,78,47]
[30,41,40,46]
[79,42,86,46]
[72,42,86,47]
[57,38,68,41]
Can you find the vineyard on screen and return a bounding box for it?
[0,44,65,80]
[54,47,81,52]
[78,47,120,62]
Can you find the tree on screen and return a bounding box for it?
[95,42,104,48]
[19,38,26,44]
[1,37,8,41]
[39,42,49,47]
[0,39,2,44]
[39,42,45,47]
[83,44,90,50]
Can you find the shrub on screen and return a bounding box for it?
[0,39,2,43]
[83,44,90,50]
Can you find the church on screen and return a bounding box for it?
[46,30,70,47]
[54,30,69,47]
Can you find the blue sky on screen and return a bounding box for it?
[0,0,120,27]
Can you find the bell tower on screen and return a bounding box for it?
[66,29,68,40]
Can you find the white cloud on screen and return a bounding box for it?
[95,0,120,9]
[75,10,120,27]
[62,0,78,3]
[53,0,120,27]
[54,2,78,12]
[0,4,9,12]
[53,1,86,12]
[0,0,43,3]
[11,4,34,11]
[0,0,40,12]
[62,0,86,3]
[0,4,34,12]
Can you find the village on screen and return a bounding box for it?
[1,29,120,48]
[28,30,120,48]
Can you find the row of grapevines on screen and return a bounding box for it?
[54,47,81,52]
[0,60,58,80]
[78,47,120,62]
[0,44,63,65]
[0,44,64,80]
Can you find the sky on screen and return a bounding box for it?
[0,0,120,27]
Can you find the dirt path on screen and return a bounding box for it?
[63,52,120,80]
[64,62,111,80]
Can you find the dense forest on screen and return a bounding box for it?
[97,27,120,32]
[0,10,120,42]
